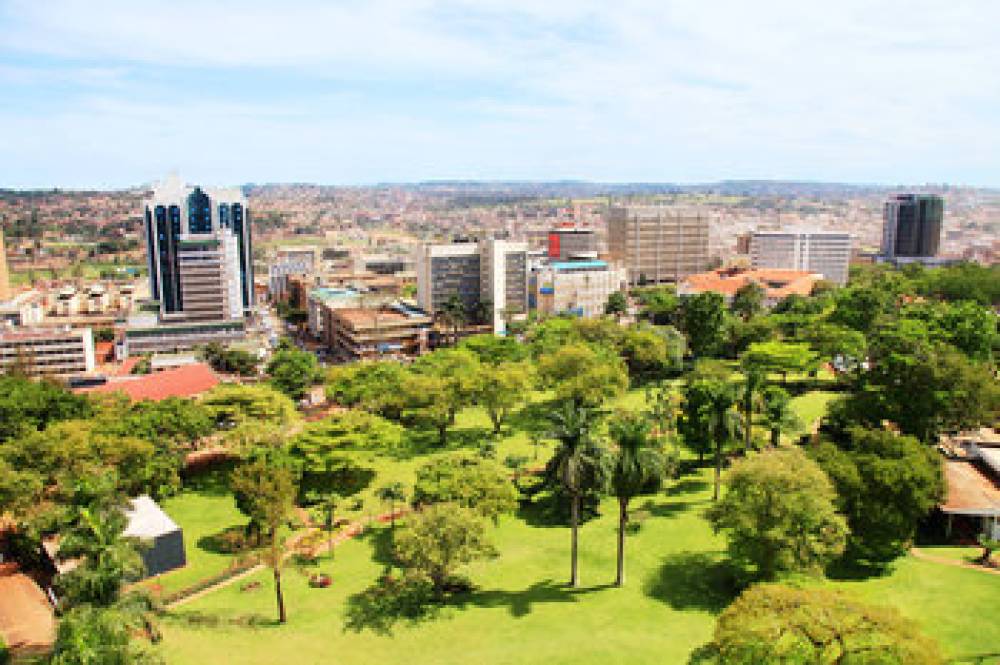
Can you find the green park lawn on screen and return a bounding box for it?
[151,387,1000,663]
[141,470,251,597]
[157,464,1000,664]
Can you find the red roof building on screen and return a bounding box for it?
[77,362,220,401]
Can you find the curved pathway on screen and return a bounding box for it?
[910,547,1000,576]
[166,507,411,609]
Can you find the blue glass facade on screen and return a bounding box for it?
[218,203,231,229]
[187,188,212,234]
[155,205,183,313]
[232,203,251,310]
[144,207,158,300]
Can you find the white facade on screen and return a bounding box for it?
[750,230,852,285]
[533,261,628,319]
[415,239,528,334]
[0,327,95,376]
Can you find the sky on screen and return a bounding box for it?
[1,0,998,189]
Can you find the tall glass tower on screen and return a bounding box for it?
[143,175,254,321]
[881,194,943,258]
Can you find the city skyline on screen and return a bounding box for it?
[2,1,999,189]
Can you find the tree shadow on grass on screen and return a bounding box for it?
[180,461,237,496]
[344,577,612,635]
[644,551,739,613]
[455,579,613,618]
[636,497,691,520]
[354,524,397,570]
[665,477,710,497]
[196,524,256,555]
[824,556,894,581]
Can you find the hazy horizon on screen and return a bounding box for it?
[2,1,998,189]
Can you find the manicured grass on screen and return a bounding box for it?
[155,386,1000,663]
[141,477,250,597]
[788,390,838,438]
[157,465,1000,664]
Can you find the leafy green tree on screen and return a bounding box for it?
[546,403,607,587]
[394,503,497,594]
[50,604,162,665]
[458,334,528,365]
[0,375,91,442]
[741,341,818,383]
[326,361,408,419]
[267,345,320,400]
[230,458,298,623]
[830,285,893,334]
[680,292,729,357]
[401,373,457,446]
[607,413,672,586]
[730,281,766,321]
[859,326,1000,441]
[636,286,680,325]
[200,383,298,429]
[619,325,684,383]
[412,454,517,523]
[811,428,943,563]
[693,584,944,665]
[538,342,628,408]
[376,482,407,535]
[802,322,867,371]
[471,361,534,434]
[759,386,798,448]
[605,290,628,318]
[706,448,847,580]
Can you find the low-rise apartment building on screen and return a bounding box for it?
[322,303,431,360]
[531,260,628,319]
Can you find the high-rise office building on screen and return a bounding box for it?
[143,175,253,321]
[606,206,711,286]
[750,230,852,285]
[415,238,529,334]
[881,194,942,259]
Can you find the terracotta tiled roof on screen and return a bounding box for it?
[941,460,1000,515]
[77,363,220,402]
[680,268,821,299]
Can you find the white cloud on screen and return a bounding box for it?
[0,0,998,186]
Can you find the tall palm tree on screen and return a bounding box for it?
[439,295,466,346]
[760,385,799,448]
[375,482,407,537]
[739,365,765,455]
[57,504,145,607]
[547,402,605,588]
[608,413,671,587]
[706,380,741,502]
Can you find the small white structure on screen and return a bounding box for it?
[123,495,186,577]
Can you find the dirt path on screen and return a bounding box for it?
[910,547,1000,576]
[165,507,411,609]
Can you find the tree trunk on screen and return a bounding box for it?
[770,427,779,448]
[615,498,628,587]
[491,411,501,435]
[743,402,753,455]
[273,566,287,624]
[713,440,722,501]
[326,505,334,561]
[570,493,580,588]
[438,423,448,447]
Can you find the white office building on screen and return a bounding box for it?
[0,327,95,377]
[750,230,852,285]
[416,238,529,334]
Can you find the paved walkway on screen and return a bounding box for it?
[910,547,1000,576]
[166,507,410,609]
